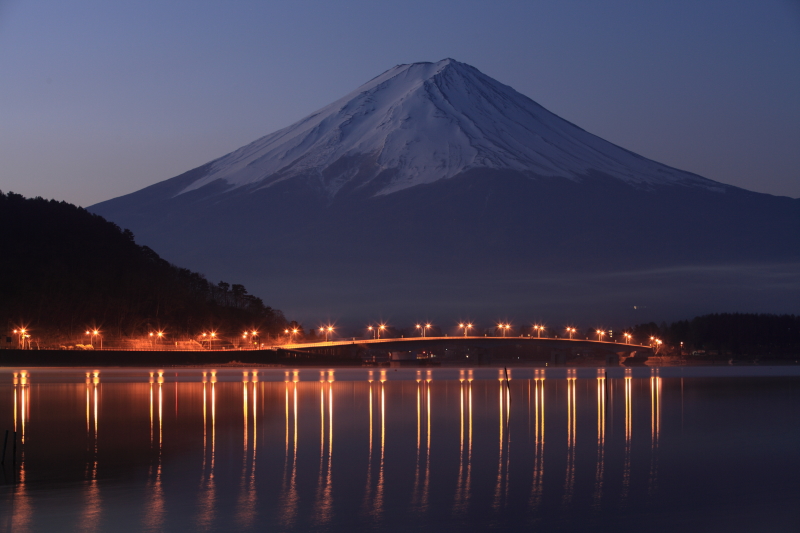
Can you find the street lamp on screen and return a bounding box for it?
[150,330,164,348]
[624,333,632,344]
[459,323,473,337]
[498,323,511,337]
[416,323,431,337]
[86,329,102,349]
[596,330,606,342]
[321,326,334,342]
[202,331,217,349]
[566,327,576,339]
[368,324,385,339]
[533,325,544,338]
[13,328,28,349]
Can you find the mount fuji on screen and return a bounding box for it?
[91,59,800,326]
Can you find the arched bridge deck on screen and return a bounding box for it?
[275,336,651,354]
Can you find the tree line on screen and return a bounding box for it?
[0,191,288,343]
[633,313,800,358]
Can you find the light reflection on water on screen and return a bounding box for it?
[1,366,799,532]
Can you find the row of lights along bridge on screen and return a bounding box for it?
[9,324,662,350]
[297,323,657,346]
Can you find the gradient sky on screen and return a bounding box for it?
[2,0,799,207]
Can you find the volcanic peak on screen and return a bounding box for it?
[177,58,722,199]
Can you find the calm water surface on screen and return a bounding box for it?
[1,366,799,532]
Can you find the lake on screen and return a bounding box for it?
[1,366,799,532]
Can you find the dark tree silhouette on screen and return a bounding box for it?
[0,191,289,343]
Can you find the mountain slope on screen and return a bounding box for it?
[90,59,800,326]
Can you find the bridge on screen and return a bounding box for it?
[273,335,652,363]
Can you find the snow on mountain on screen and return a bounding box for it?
[178,58,722,198]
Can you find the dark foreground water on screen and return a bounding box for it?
[1,366,799,532]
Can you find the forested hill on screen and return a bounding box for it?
[0,191,288,342]
[634,313,800,358]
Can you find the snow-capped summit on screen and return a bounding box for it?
[178,58,720,198]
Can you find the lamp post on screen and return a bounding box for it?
[596,330,606,342]
[203,331,216,350]
[624,333,632,344]
[85,329,101,349]
[369,324,386,339]
[498,324,510,337]
[534,325,544,338]
[13,328,28,349]
[459,323,473,337]
[566,327,576,339]
[321,326,334,342]
[150,331,164,349]
[416,323,431,337]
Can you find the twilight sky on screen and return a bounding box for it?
[2,0,799,207]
